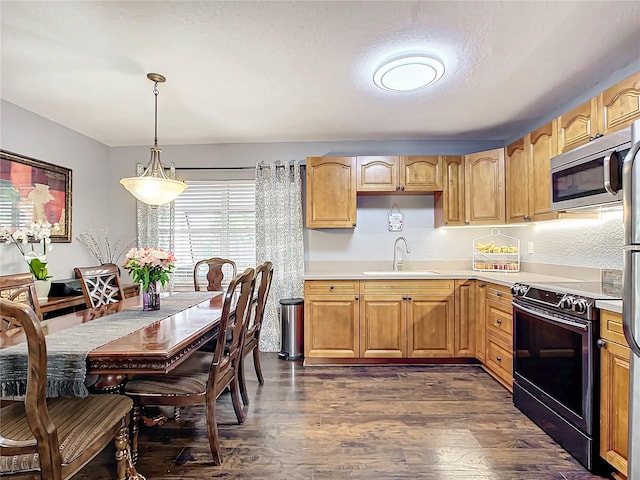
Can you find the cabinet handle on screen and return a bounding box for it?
[352,223,356,227]
[444,221,449,225]
[496,292,502,297]
[329,285,335,290]
[402,296,407,300]
[596,338,606,349]
[464,221,470,225]
[401,186,405,191]
[479,282,486,287]
[355,295,359,301]
[496,356,502,362]
[496,319,502,325]
[407,296,412,301]
[396,186,400,191]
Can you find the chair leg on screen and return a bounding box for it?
[131,404,141,464]
[229,374,245,424]
[239,353,250,406]
[114,419,128,480]
[206,396,223,465]
[252,346,264,385]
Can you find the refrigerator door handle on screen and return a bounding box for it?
[623,249,640,357]
[623,135,640,245]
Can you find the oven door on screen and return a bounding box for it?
[513,300,595,434]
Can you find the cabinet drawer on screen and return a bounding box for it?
[304,280,359,295]
[360,279,454,295]
[486,283,513,306]
[486,337,513,387]
[486,301,513,345]
[600,310,628,346]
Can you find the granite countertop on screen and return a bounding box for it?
[303,261,623,313]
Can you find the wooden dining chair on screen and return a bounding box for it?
[193,257,237,292]
[0,298,135,480]
[238,261,273,406]
[124,267,256,465]
[74,263,126,308]
[0,273,43,328]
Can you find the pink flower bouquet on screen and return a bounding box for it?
[122,247,176,292]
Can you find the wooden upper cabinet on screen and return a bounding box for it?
[306,156,357,228]
[506,122,559,224]
[505,137,529,224]
[356,156,397,192]
[598,71,640,135]
[356,155,442,192]
[464,148,505,225]
[557,98,599,153]
[528,121,559,221]
[434,156,465,227]
[399,156,443,191]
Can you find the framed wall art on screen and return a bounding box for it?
[0,149,72,242]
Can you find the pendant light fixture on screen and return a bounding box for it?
[120,73,187,206]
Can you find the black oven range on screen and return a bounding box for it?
[510,281,622,473]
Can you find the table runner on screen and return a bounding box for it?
[0,292,217,398]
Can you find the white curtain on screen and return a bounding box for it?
[255,160,304,352]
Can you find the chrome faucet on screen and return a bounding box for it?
[393,236,411,271]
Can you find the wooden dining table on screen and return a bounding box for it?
[1,291,225,393]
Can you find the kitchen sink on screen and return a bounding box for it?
[362,271,440,275]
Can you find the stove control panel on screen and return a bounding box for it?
[511,283,596,320]
[511,283,529,297]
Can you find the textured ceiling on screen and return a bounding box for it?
[1,1,639,147]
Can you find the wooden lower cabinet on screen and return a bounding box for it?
[482,283,514,391]
[304,281,359,358]
[305,279,467,361]
[360,295,406,357]
[474,281,487,363]
[454,279,476,357]
[599,310,630,479]
[407,294,455,357]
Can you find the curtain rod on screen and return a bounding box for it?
[177,164,306,171]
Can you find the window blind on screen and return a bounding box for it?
[158,179,256,289]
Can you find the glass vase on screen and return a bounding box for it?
[142,281,160,311]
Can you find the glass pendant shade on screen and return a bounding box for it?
[120,73,187,207]
[120,147,186,206]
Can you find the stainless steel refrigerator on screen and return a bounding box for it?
[623,118,640,479]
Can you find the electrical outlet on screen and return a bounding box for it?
[528,242,534,254]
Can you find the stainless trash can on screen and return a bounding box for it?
[278,298,304,360]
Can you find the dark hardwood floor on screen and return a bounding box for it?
[75,354,611,479]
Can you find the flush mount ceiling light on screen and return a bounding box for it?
[120,73,187,206]
[373,55,445,92]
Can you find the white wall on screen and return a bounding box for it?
[0,100,111,279]
[305,194,624,270]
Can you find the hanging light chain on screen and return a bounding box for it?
[153,80,159,147]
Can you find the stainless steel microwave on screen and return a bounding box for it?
[551,126,631,211]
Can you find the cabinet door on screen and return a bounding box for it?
[407,294,455,357]
[475,281,487,363]
[360,295,406,357]
[454,279,475,357]
[528,121,559,222]
[600,338,630,477]
[434,156,465,226]
[304,295,359,358]
[464,148,505,225]
[598,71,640,136]
[505,137,529,224]
[557,98,599,153]
[399,156,442,192]
[306,157,357,228]
[356,156,397,192]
